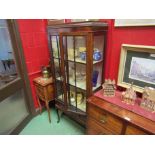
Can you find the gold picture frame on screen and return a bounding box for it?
[117,44,155,93]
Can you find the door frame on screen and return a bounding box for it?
[0,19,35,134]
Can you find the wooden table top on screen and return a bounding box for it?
[33,77,53,86]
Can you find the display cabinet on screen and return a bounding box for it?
[47,22,108,126]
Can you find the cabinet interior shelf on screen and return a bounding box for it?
[57,93,86,112]
[56,77,101,91]
[53,57,103,65]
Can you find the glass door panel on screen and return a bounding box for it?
[0,20,18,88]
[50,35,64,102]
[56,81,64,103]
[67,36,87,64]
[51,35,60,58]
[76,88,86,112]
[0,89,28,134]
[63,35,87,112]
[0,19,33,134]
[92,34,105,91]
[68,86,86,112]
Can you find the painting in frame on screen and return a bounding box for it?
[117,44,155,93]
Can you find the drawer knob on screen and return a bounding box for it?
[100,115,107,123]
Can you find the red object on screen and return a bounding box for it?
[17,19,155,109]
[17,19,50,109]
[94,90,155,121]
[106,21,155,81]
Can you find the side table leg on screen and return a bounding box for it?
[45,101,51,123]
[37,97,42,114]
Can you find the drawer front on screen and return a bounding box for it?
[45,85,54,101]
[88,104,123,134]
[87,118,114,135]
[35,85,45,100]
[125,125,147,135]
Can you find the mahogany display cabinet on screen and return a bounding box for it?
[47,22,108,126]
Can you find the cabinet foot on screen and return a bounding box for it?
[56,109,63,123]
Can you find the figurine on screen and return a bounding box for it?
[121,83,136,105]
[140,87,155,112]
[102,79,116,97]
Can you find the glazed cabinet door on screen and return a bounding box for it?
[59,32,91,113]
[49,35,65,105]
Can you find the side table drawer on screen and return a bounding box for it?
[88,104,123,134]
[35,85,45,100]
[87,117,114,135]
[125,125,147,135]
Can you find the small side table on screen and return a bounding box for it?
[33,77,54,123]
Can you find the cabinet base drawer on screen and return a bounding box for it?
[88,104,123,134]
[87,117,115,135]
[125,125,147,135]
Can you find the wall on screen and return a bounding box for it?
[17,19,50,109]
[108,25,155,81]
[17,19,155,109]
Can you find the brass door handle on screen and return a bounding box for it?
[100,115,107,123]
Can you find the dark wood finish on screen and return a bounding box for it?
[125,125,147,135]
[87,96,155,134]
[48,21,108,29]
[33,77,54,123]
[47,19,65,25]
[47,22,108,126]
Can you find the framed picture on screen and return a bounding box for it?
[115,19,155,27]
[117,44,155,93]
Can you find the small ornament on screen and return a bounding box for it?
[140,87,155,112]
[121,83,136,105]
[102,79,116,97]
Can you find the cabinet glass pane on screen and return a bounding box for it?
[68,60,86,90]
[56,81,64,102]
[69,86,86,112]
[92,34,105,91]
[92,63,103,91]
[76,88,86,112]
[54,58,61,78]
[0,89,28,134]
[0,19,18,88]
[67,36,86,64]
[51,36,60,58]
[93,35,104,64]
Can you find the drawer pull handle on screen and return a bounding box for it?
[100,116,107,123]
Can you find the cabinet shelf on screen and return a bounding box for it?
[53,57,103,65]
[58,93,86,112]
[56,77,101,91]
[67,57,103,64]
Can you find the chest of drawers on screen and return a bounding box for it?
[86,96,155,135]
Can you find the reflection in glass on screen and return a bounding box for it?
[67,36,87,63]
[68,62,86,90]
[51,36,60,58]
[54,58,61,78]
[56,81,64,102]
[0,19,18,88]
[0,89,28,134]
[92,34,105,91]
[63,35,87,112]
[93,35,104,64]
[69,86,86,112]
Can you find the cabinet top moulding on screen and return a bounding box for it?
[47,21,108,31]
